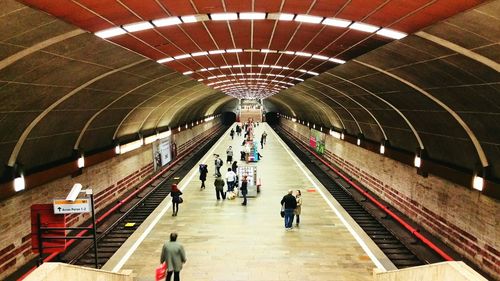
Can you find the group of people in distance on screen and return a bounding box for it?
[161,123,306,280]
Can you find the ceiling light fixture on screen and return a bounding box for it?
[376,28,407,39]
[295,51,312,57]
[226,49,243,53]
[329,58,346,64]
[295,14,323,24]
[272,13,295,21]
[157,57,174,63]
[191,51,208,56]
[208,50,226,54]
[122,21,154,32]
[349,22,379,33]
[239,12,266,20]
[183,71,193,75]
[94,27,126,38]
[322,17,352,27]
[174,54,191,60]
[312,54,329,60]
[153,17,182,27]
[211,13,238,21]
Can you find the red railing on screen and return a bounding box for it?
[18,125,223,280]
[280,127,454,262]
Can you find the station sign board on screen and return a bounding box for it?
[53,198,91,214]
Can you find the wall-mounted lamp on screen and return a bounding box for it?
[414,148,423,168]
[12,164,25,192]
[379,139,388,155]
[472,166,487,191]
[77,154,85,168]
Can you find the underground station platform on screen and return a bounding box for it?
[0,0,498,280]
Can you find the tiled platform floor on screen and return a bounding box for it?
[104,123,381,281]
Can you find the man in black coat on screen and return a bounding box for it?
[280,190,297,229]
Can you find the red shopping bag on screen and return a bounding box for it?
[155,262,167,281]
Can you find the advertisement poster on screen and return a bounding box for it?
[153,136,172,171]
[310,129,326,155]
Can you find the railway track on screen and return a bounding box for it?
[60,126,227,268]
[275,126,446,268]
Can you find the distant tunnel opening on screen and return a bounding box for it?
[265,112,279,125]
[221,111,236,125]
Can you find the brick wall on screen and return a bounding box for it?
[174,120,221,155]
[0,119,221,279]
[280,118,499,279]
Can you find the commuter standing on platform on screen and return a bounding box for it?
[230,128,235,140]
[232,161,238,173]
[199,164,208,189]
[294,190,302,227]
[160,232,187,281]
[225,168,237,192]
[214,154,223,176]
[241,175,248,206]
[280,190,297,229]
[170,184,183,216]
[226,146,233,165]
[214,175,226,200]
[261,131,268,146]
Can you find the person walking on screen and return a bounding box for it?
[280,190,297,229]
[261,131,268,147]
[240,175,248,206]
[294,190,302,227]
[225,168,237,192]
[214,154,223,177]
[230,128,235,140]
[171,184,183,216]
[214,175,226,200]
[199,164,208,189]
[226,146,233,165]
[160,232,187,281]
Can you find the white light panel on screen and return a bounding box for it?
[349,22,379,33]
[322,17,351,27]
[123,21,154,32]
[95,27,126,39]
[211,13,238,21]
[153,17,182,27]
[376,28,407,39]
[295,14,323,24]
[239,12,266,20]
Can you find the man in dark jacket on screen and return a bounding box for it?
[280,190,297,229]
[214,175,225,200]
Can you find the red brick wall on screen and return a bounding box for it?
[281,119,499,279]
[0,120,221,279]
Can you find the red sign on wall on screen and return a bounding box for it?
[31,204,67,253]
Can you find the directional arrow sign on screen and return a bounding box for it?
[53,198,90,214]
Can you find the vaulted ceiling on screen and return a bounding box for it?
[19,0,485,98]
[1,0,498,189]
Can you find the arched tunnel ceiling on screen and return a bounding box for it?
[0,0,236,176]
[18,0,485,99]
[270,0,500,179]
